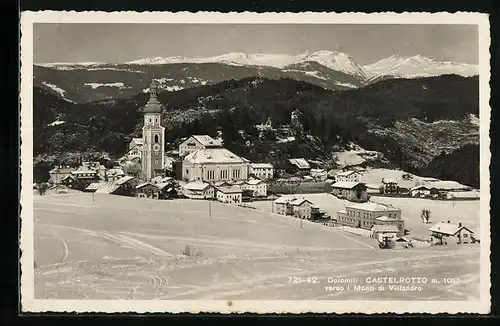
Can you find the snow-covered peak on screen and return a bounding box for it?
[364,54,478,79]
[296,51,368,79]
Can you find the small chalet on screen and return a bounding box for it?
[156,182,177,199]
[287,158,311,174]
[410,185,439,198]
[60,175,77,188]
[135,182,160,199]
[381,178,399,194]
[49,166,75,184]
[429,221,475,245]
[215,186,243,204]
[115,176,142,196]
[84,182,105,193]
[183,181,214,199]
[331,181,368,202]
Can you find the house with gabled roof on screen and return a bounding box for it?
[179,135,223,157]
[183,181,214,199]
[331,181,368,202]
[429,221,475,245]
[135,182,160,199]
[335,170,362,183]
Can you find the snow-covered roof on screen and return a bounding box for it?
[411,185,431,191]
[429,222,474,236]
[184,181,212,191]
[346,202,399,212]
[71,169,98,174]
[274,197,291,204]
[85,182,105,190]
[290,198,313,206]
[246,179,264,185]
[375,215,398,222]
[213,181,230,187]
[382,178,398,184]
[131,138,143,144]
[310,168,326,174]
[115,176,135,185]
[49,166,75,174]
[155,182,173,190]
[187,135,222,147]
[250,163,274,169]
[216,186,243,194]
[336,170,358,176]
[288,158,310,169]
[95,182,121,194]
[331,181,365,189]
[184,148,249,164]
[106,168,125,176]
[135,182,158,189]
[372,224,399,233]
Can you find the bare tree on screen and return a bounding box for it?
[421,208,431,224]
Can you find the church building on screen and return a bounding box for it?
[141,80,165,181]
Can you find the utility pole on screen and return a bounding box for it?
[209,201,212,217]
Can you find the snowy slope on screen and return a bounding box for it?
[364,54,478,79]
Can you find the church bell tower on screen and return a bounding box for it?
[141,80,165,181]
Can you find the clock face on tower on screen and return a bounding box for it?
[153,143,161,152]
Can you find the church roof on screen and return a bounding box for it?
[184,148,249,164]
[143,80,162,114]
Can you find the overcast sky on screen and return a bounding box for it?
[33,24,478,65]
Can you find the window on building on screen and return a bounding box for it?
[154,134,159,143]
[149,118,152,124]
[185,169,189,174]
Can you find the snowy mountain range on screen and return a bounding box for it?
[35,51,479,103]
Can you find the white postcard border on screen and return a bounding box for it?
[20,11,491,314]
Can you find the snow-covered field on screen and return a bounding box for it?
[34,193,480,300]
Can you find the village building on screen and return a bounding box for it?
[183,181,214,199]
[150,175,174,184]
[274,197,292,215]
[381,178,399,194]
[215,185,243,204]
[337,202,405,236]
[287,158,311,174]
[60,175,77,188]
[140,80,166,181]
[410,185,439,197]
[106,168,125,182]
[371,224,400,242]
[129,138,143,151]
[249,163,274,180]
[49,166,75,184]
[156,182,177,199]
[182,148,250,182]
[178,135,223,157]
[114,176,142,196]
[84,182,106,193]
[290,109,303,128]
[310,169,328,182]
[289,198,315,219]
[335,170,362,183]
[94,181,123,195]
[331,181,368,202]
[241,179,267,197]
[255,117,273,131]
[70,169,99,184]
[135,182,160,199]
[429,221,475,245]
